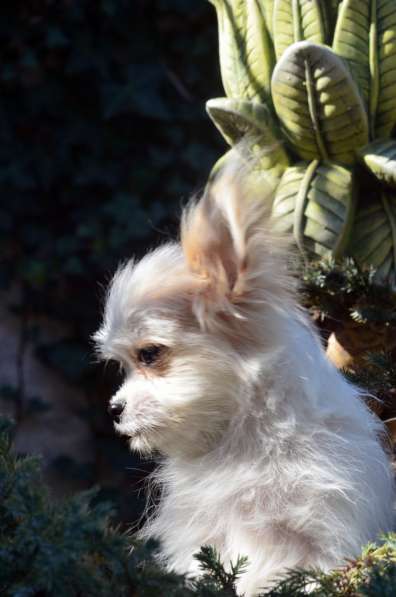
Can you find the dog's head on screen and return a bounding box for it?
[94,162,294,456]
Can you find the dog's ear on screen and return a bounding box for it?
[181,163,271,327]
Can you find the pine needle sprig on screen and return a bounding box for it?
[343,352,396,401]
[193,545,248,596]
[1,415,396,596]
[301,258,396,326]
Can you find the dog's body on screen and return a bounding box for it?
[95,164,394,595]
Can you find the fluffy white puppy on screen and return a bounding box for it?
[94,162,394,595]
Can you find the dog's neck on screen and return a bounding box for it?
[166,306,322,465]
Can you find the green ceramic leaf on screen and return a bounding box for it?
[206,97,280,144]
[271,160,356,258]
[273,0,328,59]
[333,0,396,138]
[262,0,275,38]
[351,190,396,285]
[206,97,289,185]
[209,0,274,101]
[207,149,233,184]
[331,0,343,13]
[271,41,369,164]
[208,146,282,196]
[329,0,343,32]
[359,139,396,187]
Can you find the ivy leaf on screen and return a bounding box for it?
[273,0,329,60]
[271,41,369,164]
[26,396,51,415]
[103,65,171,120]
[351,190,396,286]
[333,0,396,138]
[209,0,274,102]
[36,340,89,384]
[0,161,36,190]
[271,160,356,258]
[359,139,396,187]
[46,27,70,49]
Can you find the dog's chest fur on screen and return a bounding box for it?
[140,323,394,595]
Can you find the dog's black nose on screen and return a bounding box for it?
[108,402,124,423]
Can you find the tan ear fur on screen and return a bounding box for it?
[181,188,236,300]
[180,158,273,327]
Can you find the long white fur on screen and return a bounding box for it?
[94,157,394,596]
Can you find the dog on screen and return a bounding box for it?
[94,157,394,595]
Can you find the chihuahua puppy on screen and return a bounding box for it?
[94,158,394,595]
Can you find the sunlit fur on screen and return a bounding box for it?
[94,158,394,596]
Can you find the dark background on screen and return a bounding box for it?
[0,0,224,524]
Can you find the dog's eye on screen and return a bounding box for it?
[137,345,163,366]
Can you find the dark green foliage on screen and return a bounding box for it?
[301,258,396,326]
[0,0,223,524]
[1,416,396,596]
[0,416,190,596]
[343,352,396,403]
[1,419,127,596]
[301,258,396,412]
[0,0,222,299]
[0,0,222,374]
[193,546,247,596]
